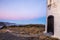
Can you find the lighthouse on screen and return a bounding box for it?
[45,0,60,39]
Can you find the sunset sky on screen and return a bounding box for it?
[0,0,46,24]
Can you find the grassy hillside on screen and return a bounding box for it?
[0,24,59,40]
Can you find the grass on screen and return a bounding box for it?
[0,25,59,40]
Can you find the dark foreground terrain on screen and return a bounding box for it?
[0,32,39,40]
[0,24,59,40]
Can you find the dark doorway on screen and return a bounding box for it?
[47,15,54,35]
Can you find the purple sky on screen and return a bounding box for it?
[0,0,46,24]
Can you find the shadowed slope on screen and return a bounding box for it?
[0,32,39,40]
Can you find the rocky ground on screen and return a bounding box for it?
[0,27,59,40]
[0,32,39,40]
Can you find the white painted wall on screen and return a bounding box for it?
[46,0,60,39]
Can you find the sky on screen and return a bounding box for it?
[0,0,46,24]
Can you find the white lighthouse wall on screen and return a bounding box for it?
[46,0,60,39]
[53,0,60,38]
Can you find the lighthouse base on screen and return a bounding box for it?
[43,31,60,39]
